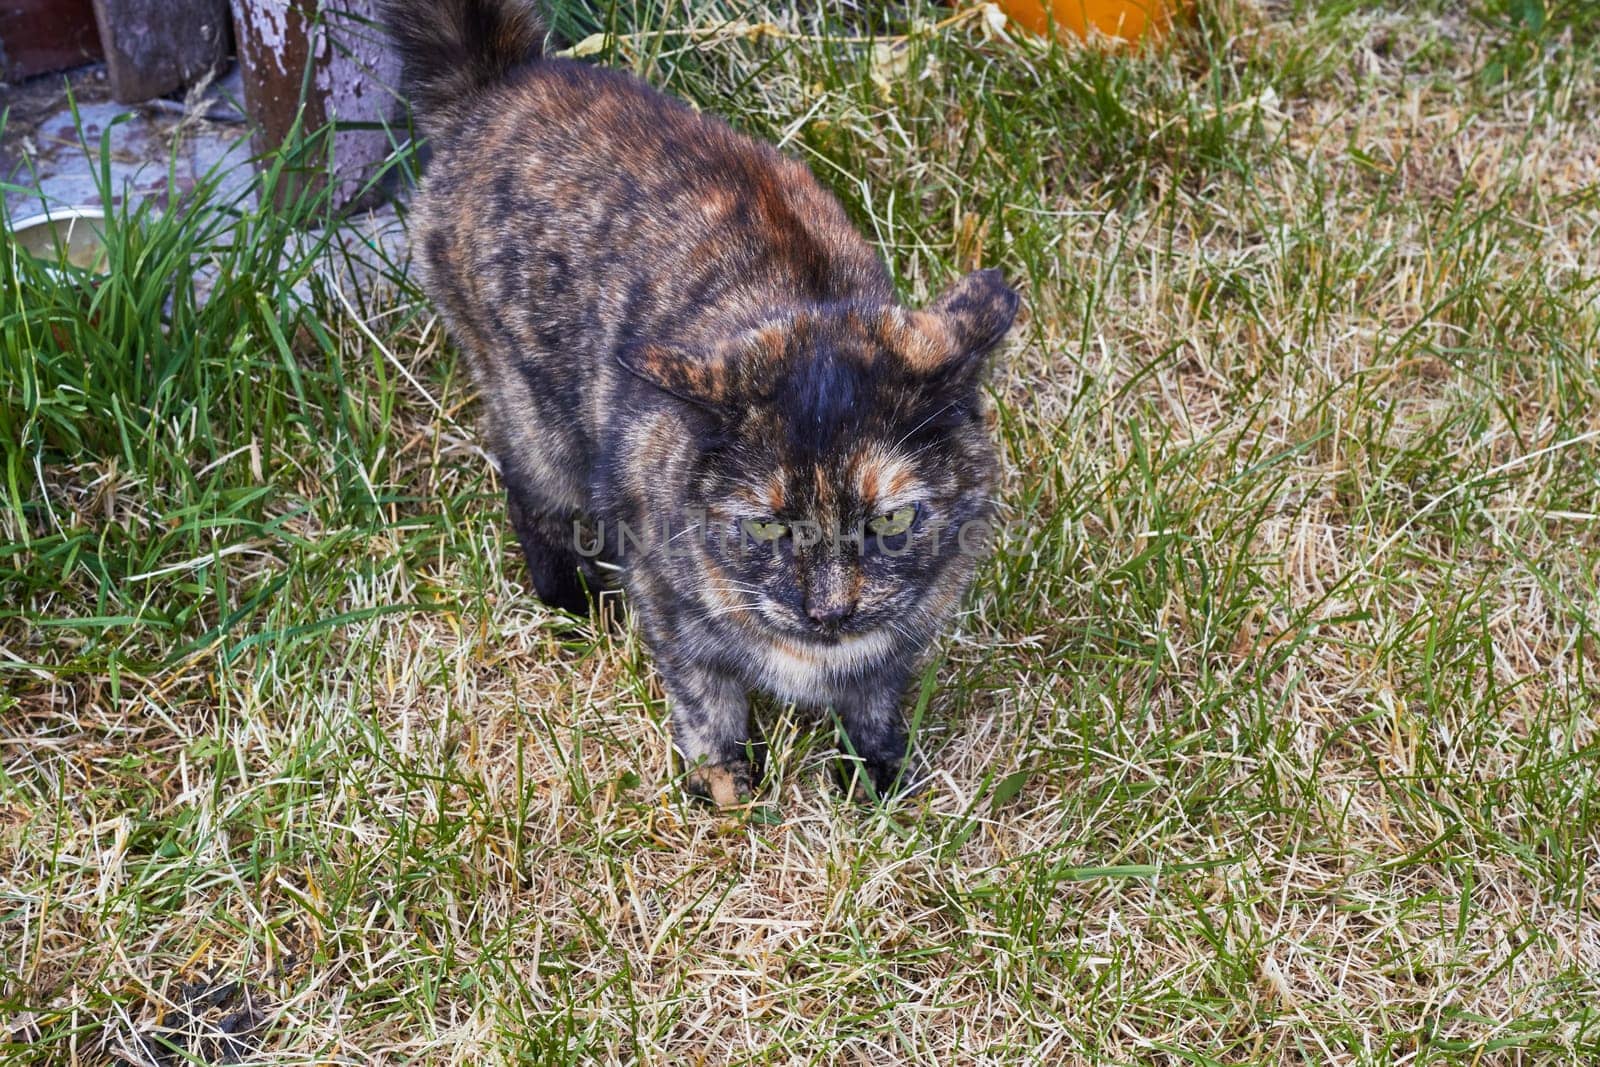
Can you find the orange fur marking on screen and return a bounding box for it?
[687,763,748,807]
[851,443,922,508]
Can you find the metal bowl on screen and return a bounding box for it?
[9,207,111,274]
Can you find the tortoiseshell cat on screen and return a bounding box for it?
[385,0,1018,804]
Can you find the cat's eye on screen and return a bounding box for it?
[867,507,916,537]
[744,519,789,542]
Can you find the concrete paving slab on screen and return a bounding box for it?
[4,62,256,218]
[4,60,412,297]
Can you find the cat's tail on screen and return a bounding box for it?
[382,0,546,131]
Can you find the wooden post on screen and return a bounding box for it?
[231,0,402,212]
[90,0,229,102]
[0,0,104,81]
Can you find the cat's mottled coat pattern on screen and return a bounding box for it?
[384,0,1019,803]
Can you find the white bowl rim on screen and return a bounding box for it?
[10,206,109,233]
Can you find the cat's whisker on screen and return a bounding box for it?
[898,433,955,464]
[888,398,962,453]
[684,605,763,626]
[662,523,713,547]
[693,585,767,602]
[696,579,766,592]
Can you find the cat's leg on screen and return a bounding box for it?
[503,484,592,616]
[662,659,754,806]
[832,676,912,800]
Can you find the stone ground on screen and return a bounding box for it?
[2,60,406,274]
[2,63,256,218]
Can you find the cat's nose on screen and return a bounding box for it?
[806,599,855,629]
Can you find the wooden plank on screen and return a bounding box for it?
[0,0,104,81]
[90,0,228,103]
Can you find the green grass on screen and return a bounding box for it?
[4,1,1600,1062]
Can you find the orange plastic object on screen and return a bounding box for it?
[996,0,1179,44]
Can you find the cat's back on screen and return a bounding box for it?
[414,57,889,363]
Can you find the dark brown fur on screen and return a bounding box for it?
[385,0,1019,803]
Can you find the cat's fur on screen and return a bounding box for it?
[384,0,1019,803]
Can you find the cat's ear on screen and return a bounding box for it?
[618,327,786,409]
[899,269,1020,385]
[618,343,736,407]
[616,341,749,409]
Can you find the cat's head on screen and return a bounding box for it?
[621,269,1019,647]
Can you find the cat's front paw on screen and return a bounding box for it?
[833,755,906,803]
[684,760,754,808]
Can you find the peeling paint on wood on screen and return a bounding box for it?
[231,0,401,211]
